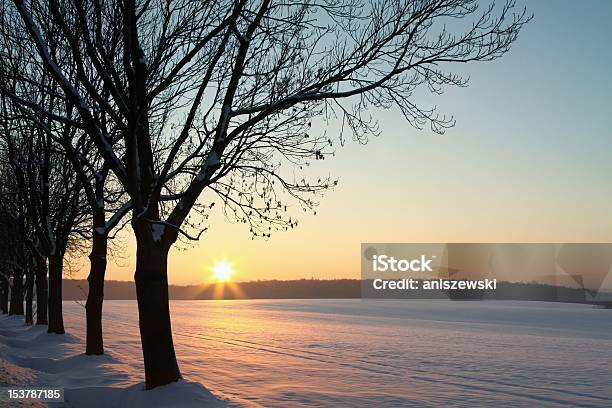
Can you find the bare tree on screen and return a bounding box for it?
[58,127,131,355]
[0,199,26,317]
[0,84,87,332]
[0,275,7,314]
[0,262,8,313]
[4,0,530,388]
[0,168,42,325]
[0,171,46,323]
[1,2,133,352]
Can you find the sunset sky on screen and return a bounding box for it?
[71,0,612,286]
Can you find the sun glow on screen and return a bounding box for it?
[212,260,233,282]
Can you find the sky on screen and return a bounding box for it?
[70,0,612,286]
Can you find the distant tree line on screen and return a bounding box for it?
[0,0,529,390]
[58,278,607,305]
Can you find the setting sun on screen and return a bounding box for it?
[212,260,233,282]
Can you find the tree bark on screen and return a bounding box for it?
[0,279,8,314]
[9,271,24,316]
[85,232,108,355]
[25,271,34,325]
[35,260,48,325]
[47,254,65,334]
[134,228,181,389]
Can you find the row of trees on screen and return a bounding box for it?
[0,0,529,390]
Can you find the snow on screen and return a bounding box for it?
[17,5,88,112]
[0,314,226,407]
[2,300,612,407]
[150,224,165,242]
[14,1,128,181]
[105,201,132,231]
[0,356,44,407]
[45,216,56,256]
[195,152,221,182]
[204,152,220,170]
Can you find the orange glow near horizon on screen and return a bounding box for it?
[210,280,245,300]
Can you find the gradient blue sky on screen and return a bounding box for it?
[73,0,612,286]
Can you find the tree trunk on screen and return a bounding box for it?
[47,254,65,334]
[0,279,8,314]
[25,271,34,325]
[85,233,108,355]
[9,271,24,316]
[134,230,181,389]
[35,260,48,325]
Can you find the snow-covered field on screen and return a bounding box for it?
[1,299,612,407]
